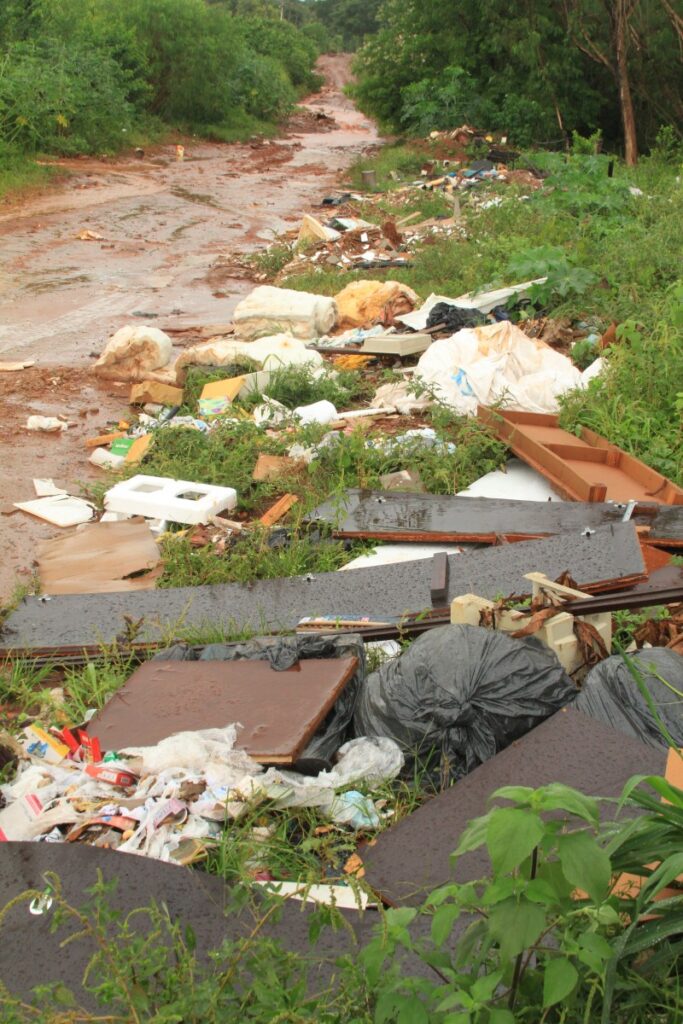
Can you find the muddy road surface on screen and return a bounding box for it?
[0,55,378,602]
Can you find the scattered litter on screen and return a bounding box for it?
[298,214,341,244]
[294,399,337,425]
[198,377,245,417]
[26,416,67,432]
[32,479,66,497]
[0,359,34,371]
[254,881,375,911]
[89,447,126,469]
[76,229,103,241]
[14,494,96,528]
[129,381,184,406]
[458,458,563,501]
[397,280,547,330]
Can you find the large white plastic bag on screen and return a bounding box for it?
[233,286,337,341]
[414,321,584,415]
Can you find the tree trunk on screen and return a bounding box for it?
[614,0,638,164]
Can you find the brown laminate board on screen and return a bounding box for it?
[87,657,357,763]
[361,707,666,907]
[0,843,439,1006]
[479,407,683,506]
[306,489,683,545]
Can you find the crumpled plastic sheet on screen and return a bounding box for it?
[574,648,683,749]
[414,320,591,416]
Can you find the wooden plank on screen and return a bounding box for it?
[361,708,666,907]
[86,657,357,764]
[1,524,647,654]
[430,552,449,606]
[306,489,683,546]
[259,493,298,526]
[479,406,683,505]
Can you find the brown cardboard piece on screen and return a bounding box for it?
[37,518,162,595]
[125,434,153,464]
[252,454,304,482]
[87,656,358,763]
[129,381,184,406]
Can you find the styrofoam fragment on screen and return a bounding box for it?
[104,474,237,525]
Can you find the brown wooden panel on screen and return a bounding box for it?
[479,406,683,505]
[87,657,357,764]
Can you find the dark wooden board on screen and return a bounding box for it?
[361,708,666,908]
[0,843,438,1007]
[1,523,645,654]
[306,489,683,546]
[87,657,357,763]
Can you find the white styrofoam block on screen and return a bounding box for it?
[104,474,237,525]
[457,458,563,502]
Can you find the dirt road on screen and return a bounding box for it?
[0,55,378,602]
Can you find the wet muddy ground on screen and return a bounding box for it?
[0,55,379,601]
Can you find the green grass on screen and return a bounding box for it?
[0,148,63,200]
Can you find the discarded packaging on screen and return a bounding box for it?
[104,474,237,525]
[26,416,66,433]
[14,494,96,528]
[37,519,162,595]
[129,381,184,407]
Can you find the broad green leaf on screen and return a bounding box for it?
[397,995,430,1024]
[535,784,600,825]
[543,957,578,1007]
[558,832,611,903]
[525,878,560,906]
[437,991,472,1012]
[481,876,518,906]
[470,969,503,1002]
[577,931,614,971]
[431,904,461,947]
[488,898,546,959]
[486,808,544,875]
[490,785,535,805]
[453,812,493,858]
[489,1011,516,1024]
[641,852,683,900]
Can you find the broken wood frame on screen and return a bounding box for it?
[478,406,683,506]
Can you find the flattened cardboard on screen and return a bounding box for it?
[14,494,95,528]
[88,657,358,763]
[37,519,161,595]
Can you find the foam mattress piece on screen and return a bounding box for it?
[1,523,645,652]
[361,708,666,907]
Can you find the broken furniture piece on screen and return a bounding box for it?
[450,571,611,679]
[479,406,683,505]
[86,657,358,764]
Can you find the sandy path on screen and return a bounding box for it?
[0,55,378,601]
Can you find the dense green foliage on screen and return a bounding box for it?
[353,0,683,154]
[0,0,325,163]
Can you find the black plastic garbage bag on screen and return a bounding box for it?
[353,624,575,781]
[151,634,365,762]
[426,303,485,333]
[574,648,683,749]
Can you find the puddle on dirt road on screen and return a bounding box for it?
[0,55,379,602]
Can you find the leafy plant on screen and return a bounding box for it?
[506,245,598,308]
[362,774,683,1023]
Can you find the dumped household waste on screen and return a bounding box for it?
[574,649,683,748]
[233,286,337,341]
[354,624,576,781]
[334,280,419,331]
[414,320,586,415]
[92,325,174,381]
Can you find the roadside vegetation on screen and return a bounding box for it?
[0,0,338,196]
